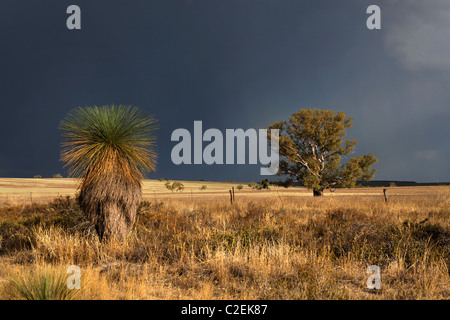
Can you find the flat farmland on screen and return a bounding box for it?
[0,178,446,205]
[0,178,448,299]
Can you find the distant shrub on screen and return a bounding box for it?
[248,182,258,189]
[281,179,294,188]
[389,182,397,187]
[260,178,270,189]
[33,175,42,179]
[52,174,63,178]
[237,185,243,190]
[200,185,207,191]
[158,178,164,182]
[248,179,270,190]
[165,181,184,192]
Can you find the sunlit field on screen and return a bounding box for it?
[0,179,448,299]
[0,178,444,203]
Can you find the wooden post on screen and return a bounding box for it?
[383,189,388,203]
[232,187,235,202]
[229,190,233,204]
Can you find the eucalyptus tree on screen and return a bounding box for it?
[269,109,377,196]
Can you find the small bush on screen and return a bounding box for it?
[260,178,270,189]
[248,182,257,189]
[7,268,79,300]
[248,179,270,190]
[237,185,243,190]
[52,174,63,178]
[33,175,42,179]
[165,181,184,192]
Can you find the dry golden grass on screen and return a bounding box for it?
[0,182,448,300]
[0,177,444,204]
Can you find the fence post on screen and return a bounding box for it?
[232,187,235,202]
[30,192,33,204]
[229,190,233,204]
[383,189,388,203]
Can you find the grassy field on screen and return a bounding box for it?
[0,178,448,299]
[0,178,443,203]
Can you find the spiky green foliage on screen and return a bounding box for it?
[59,105,158,241]
[269,109,378,196]
[8,269,79,300]
[60,105,157,184]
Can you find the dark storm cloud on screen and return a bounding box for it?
[0,0,448,182]
[364,0,450,181]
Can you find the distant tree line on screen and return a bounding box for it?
[33,174,63,178]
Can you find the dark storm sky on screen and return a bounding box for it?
[0,0,449,182]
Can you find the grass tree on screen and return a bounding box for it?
[59,105,158,242]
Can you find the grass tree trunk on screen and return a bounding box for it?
[78,175,142,242]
